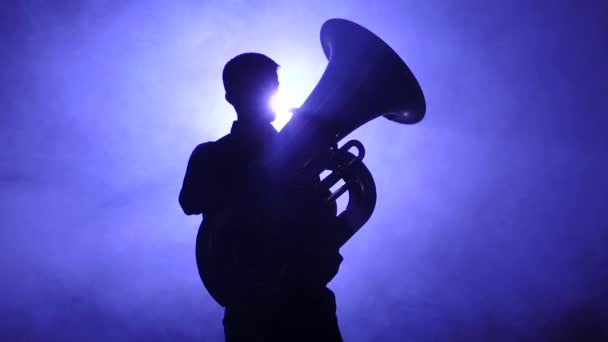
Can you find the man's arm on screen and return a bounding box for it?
[179,142,219,216]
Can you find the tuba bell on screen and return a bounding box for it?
[273,18,426,246]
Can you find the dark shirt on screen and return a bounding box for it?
[179,121,278,217]
[179,120,342,306]
[180,121,344,341]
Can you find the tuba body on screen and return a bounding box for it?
[196,18,425,306]
[267,18,426,246]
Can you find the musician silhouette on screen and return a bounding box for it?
[179,53,344,342]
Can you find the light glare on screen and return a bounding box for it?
[270,91,294,131]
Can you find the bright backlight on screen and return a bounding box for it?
[270,91,294,131]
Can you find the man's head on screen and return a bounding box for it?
[223,53,279,124]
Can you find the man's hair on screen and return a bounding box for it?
[222,52,279,103]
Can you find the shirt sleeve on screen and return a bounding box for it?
[178,142,221,216]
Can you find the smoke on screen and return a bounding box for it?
[1,0,607,341]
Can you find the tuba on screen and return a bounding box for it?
[196,18,425,306]
[269,18,426,246]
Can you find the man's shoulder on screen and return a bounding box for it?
[192,141,214,153]
[191,133,234,156]
[188,142,213,161]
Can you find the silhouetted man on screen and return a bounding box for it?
[179,53,344,342]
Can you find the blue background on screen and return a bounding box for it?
[1,1,607,341]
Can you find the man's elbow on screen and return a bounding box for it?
[179,191,202,216]
[181,204,198,216]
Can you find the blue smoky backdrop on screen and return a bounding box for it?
[1,1,607,341]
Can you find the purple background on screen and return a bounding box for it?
[1,1,607,341]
